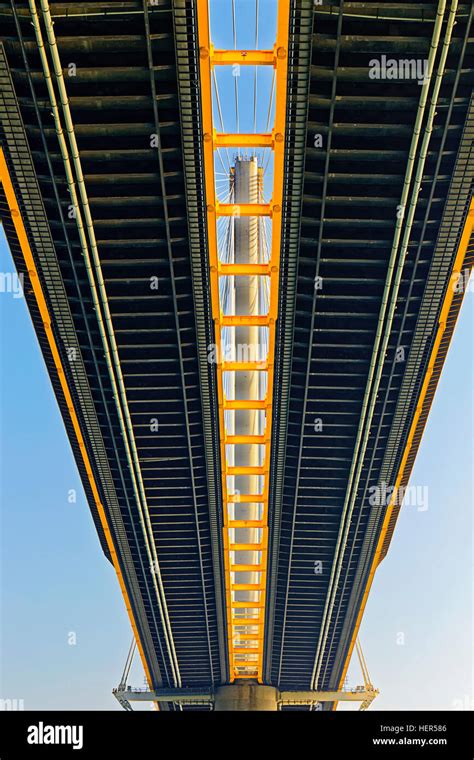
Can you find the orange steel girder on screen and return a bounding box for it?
[197,0,290,682]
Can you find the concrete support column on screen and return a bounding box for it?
[231,157,262,676]
[215,684,278,711]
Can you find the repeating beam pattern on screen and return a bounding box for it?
[197,0,290,682]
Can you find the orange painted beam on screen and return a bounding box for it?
[222,362,269,371]
[198,0,290,682]
[215,133,273,148]
[217,202,272,217]
[219,263,272,276]
[221,314,271,327]
[225,434,267,444]
[232,618,264,626]
[212,49,274,66]
[230,544,267,553]
[224,399,267,410]
[227,465,267,476]
[227,494,265,503]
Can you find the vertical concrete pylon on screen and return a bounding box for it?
[232,157,262,676]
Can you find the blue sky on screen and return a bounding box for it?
[1,0,472,711]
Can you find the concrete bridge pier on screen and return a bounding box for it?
[214,684,278,711]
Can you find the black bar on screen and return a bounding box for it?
[0,710,472,757]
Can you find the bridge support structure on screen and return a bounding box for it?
[113,636,379,710]
[112,683,379,711]
[214,684,278,711]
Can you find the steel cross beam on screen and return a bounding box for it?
[211,49,275,66]
[214,133,275,149]
[217,202,272,217]
[113,688,214,706]
[279,689,379,708]
[197,0,290,682]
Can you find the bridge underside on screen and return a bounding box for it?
[0,0,472,710]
